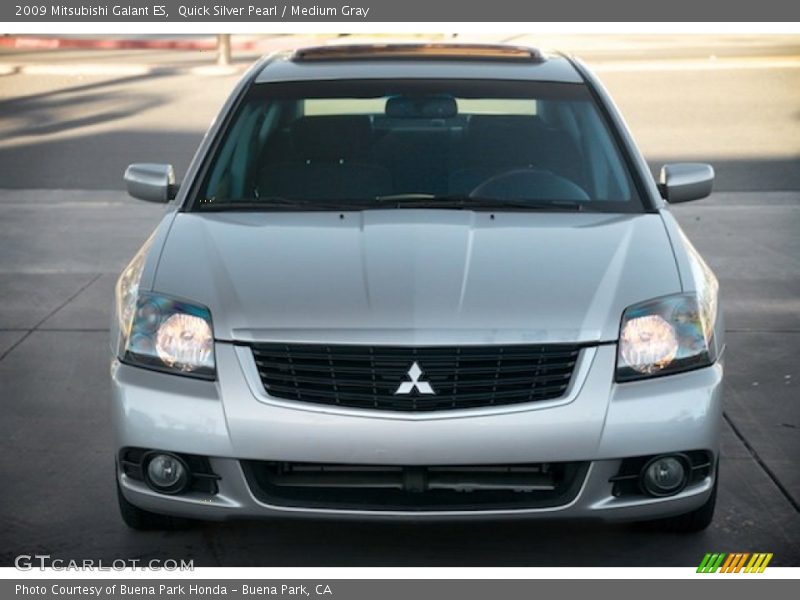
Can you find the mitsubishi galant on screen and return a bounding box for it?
[112,44,723,531]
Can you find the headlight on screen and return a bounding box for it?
[122,293,215,379]
[619,312,679,375]
[114,235,153,348]
[114,242,215,379]
[617,233,719,382]
[617,287,718,383]
[617,294,711,381]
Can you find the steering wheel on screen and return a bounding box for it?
[469,168,590,202]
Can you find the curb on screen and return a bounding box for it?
[0,62,249,77]
[0,35,257,51]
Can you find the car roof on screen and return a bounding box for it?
[254,43,583,85]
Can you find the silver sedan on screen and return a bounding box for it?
[112,43,723,531]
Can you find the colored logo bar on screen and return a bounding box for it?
[697,553,773,573]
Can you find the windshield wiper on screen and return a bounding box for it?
[196,195,586,212]
[375,194,585,211]
[196,198,378,211]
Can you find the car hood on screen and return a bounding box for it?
[152,210,680,345]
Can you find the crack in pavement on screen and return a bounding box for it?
[723,411,800,513]
[0,272,102,363]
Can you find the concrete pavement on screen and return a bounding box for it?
[0,35,798,566]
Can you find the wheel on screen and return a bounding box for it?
[641,471,718,533]
[116,477,193,531]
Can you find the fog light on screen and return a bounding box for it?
[641,455,687,497]
[144,453,189,494]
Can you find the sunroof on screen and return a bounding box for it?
[292,44,546,63]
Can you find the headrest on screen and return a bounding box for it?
[290,116,373,160]
[385,95,458,119]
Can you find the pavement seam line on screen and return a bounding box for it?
[723,411,800,513]
[0,272,102,363]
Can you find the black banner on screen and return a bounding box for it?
[4,579,798,600]
[3,0,800,22]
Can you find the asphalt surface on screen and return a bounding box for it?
[0,36,799,567]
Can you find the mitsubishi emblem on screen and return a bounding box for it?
[394,361,435,395]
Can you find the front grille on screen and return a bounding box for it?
[250,343,581,412]
[242,461,590,511]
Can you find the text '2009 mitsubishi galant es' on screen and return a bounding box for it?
[112,44,723,531]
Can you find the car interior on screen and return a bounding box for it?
[202,92,637,206]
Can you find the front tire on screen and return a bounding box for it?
[641,473,718,533]
[116,478,193,531]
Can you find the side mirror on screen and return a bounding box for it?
[658,163,714,203]
[124,163,177,203]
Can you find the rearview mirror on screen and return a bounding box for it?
[658,163,714,203]
[124,163,177,203]
[385,95,458,118]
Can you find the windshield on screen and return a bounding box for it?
[192,79,643,212]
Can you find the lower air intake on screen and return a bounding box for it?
[241,461,590,511]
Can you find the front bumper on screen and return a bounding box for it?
[112,343,723,521]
